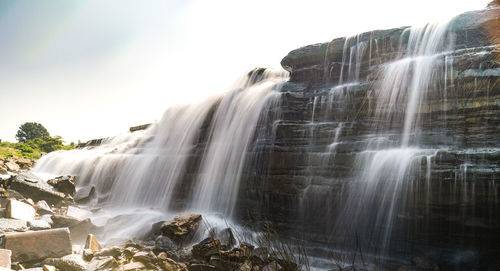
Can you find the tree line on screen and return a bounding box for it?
[0,122,75,160]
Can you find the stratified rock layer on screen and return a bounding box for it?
[232,7,499,269]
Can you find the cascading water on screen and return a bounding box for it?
[327,21,456,257]
[190,70,286,216]
[26,6,500,269]
[33,68,288,241]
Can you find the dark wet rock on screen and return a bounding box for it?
[251,247,269,264]
[74,186,95,203]
[412,257,439,271]
[47,176,76,196]
[217,228,236,249]
[188,263,219,271]
[9,173,65,204]
[261,261,282,271]
[209,253,242,270]
[192,238,221,260]
[155,235,179,259]
[161,212,202,242]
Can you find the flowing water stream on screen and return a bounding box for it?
[29,11,500,269]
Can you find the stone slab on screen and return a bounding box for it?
[3,228,72,262]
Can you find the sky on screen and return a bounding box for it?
[0,0,491,143]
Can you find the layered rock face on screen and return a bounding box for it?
[235,7,500,269]
[30,6,499,270]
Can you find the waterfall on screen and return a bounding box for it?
[190,69,286,216]
[330,21,453,254]
[33,68,288,236]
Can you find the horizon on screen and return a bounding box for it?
[0,0,490,143]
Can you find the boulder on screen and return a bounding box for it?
[84,234,101,253]
[0,218,28,232]
[0,249,11,269]
[133,250,157,263]
[28,219,52,230]
[51,215,82,228]
[66,206,91,220]
[47,176,76,196]
[0,164,7,175]
[3,228,72,262]
[218,227,236,249]
[39,214,54,226]
[9,173,65,204]
[43,254,87,271]
[261,261,282,271]
[161,212,202,241]
[87,256,119,270]
[4,161,19,172]
[93,246,123,259]
[164,257,188,271]
[74,186,95,203]
[35,200,53,215]
[192,238,221,260]
[6,199,35,221]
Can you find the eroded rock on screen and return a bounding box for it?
[47,176,76,196]
[161,212,202,241]
[3,228,72,262]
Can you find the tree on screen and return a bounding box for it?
[39,136,63,152]
[16,122,50,143]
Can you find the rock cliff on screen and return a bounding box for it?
[234,6,500,269]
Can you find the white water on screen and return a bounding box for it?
[330,21,453,253]
[34,68,288,240]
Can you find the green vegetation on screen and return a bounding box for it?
[16,122,50,143]
[0,122,76,160]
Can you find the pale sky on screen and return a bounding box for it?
[0,0,490,143]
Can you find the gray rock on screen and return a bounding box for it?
[40,214,54,226]
[6,199,35,221]
[28,219,52,230]
[87,256,119,270]
[43,254,87,271]
[0,218,28,232]
[9,173,65,204]
[66,206,91,220]
[74,186,95,203]
[47,176,76,196]
[35,200,53,215]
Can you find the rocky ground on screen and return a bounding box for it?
[0,161,444,271]
[0,163,309,271]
